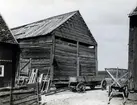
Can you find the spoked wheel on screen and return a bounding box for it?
[90,85,95,90]
[108,86,112,97]
[76,82,86,92]
[68,82,77,92]
[101,80,107,90]
[124,85,129,98]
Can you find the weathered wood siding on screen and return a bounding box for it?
[79,44,96,76]
[54,12,96,45]
[53,12,97,80]
[54,38,77,80]
[18,35,52,75]
[54,37,96,80]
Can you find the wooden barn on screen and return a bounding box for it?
[11,11,97,82]
[128,7,137,91]
[0,15,19,88]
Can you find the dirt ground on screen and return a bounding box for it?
[41,87,137,105]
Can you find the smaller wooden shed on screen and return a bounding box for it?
[0,15,19,88]
[128,7,137,91]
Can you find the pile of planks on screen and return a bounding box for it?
[0,85,40,105]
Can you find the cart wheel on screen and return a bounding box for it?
[90,85,95,90]
[68,82,76,92]
[108,86,112,97]
[124,85,129,98]
[101,80,107,90]
[70,87,76,92]
[76,82,86,92]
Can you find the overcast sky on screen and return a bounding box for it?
[0,0,137,70]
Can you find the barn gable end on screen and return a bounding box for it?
[53,12,97,79]
[0,15,17,44]
[54,11,97,45]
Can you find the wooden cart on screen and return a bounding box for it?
[68,76,107,92]
[105,68,129,104]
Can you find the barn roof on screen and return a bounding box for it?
[0,15,18,44]
[11,11,77,39]
[129,6,137,17]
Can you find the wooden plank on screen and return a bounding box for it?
[55,44,77,53]
[13,95,37,105]
[94,46,98,76]
[54,31,94,45]
[18,35,52,44]
[55,51,77,58]
[0,89,35,97]
[77,41,80,76]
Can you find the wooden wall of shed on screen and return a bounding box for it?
[54,38,77,80]
[18,35,52,75]
[79,44,96,76]
[54,37,96,80]
[53,12,97,80]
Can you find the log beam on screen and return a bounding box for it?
[77,41,80,76]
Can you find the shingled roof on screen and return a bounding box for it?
[0,15,18,44]
[11,11,78,39]
[129,6,137,16]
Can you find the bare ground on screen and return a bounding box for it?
[41,88,137,105]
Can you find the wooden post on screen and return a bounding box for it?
[29,58,32,77]
[50,34,55,80]
[116,67,118,79]
[128,23,134,90]
[10,78,13,105]
[36,69,40,105]
[10,49,17,105]
[77,41,80,76]
[94,45,98,76]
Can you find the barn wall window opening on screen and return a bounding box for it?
[0,65,4,77]
[88,46,95,49]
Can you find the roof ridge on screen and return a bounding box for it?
[129,6,137,16]
[11,10,78,30]
[0,14,18,44]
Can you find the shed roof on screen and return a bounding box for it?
[11,11,77,39]
[0,15,18,44]
[129,6,137,17]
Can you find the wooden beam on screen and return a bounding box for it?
[50,34,55,80]
[77,41,80,76]
[94,45,98,76]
